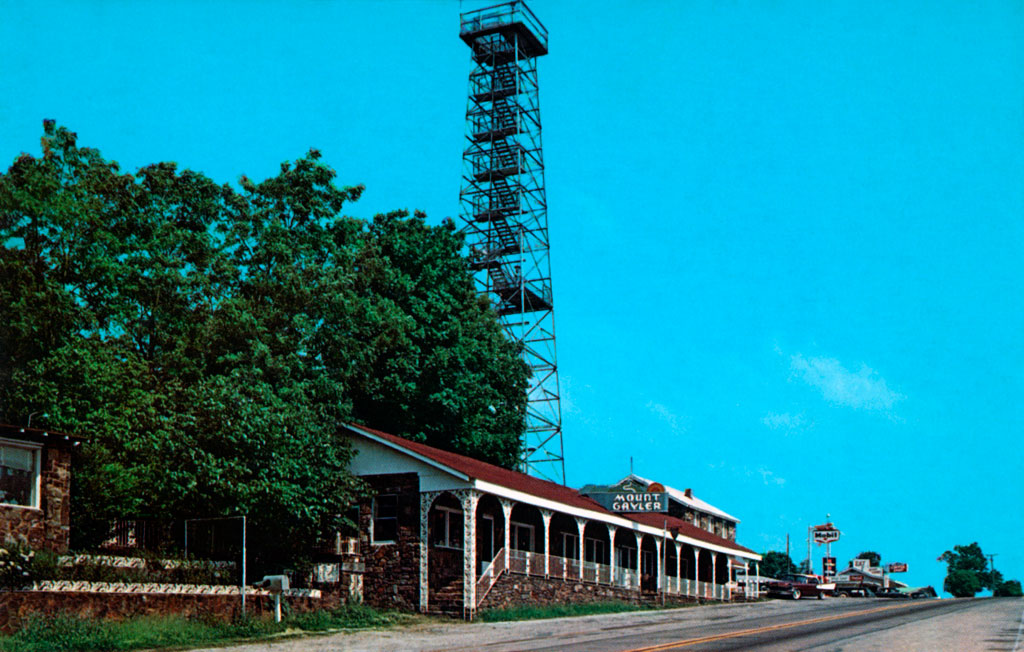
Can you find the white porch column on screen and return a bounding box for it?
[460,490,479,616]
[654,538,663,590]
[692,548,699,597]
[540,509,552,577]
[575,517,586,581]
[500,498,513,570]
[418,490,443,613]
[711,554,717,600]
[606,524,616,584]
[755,561,760,599]
[675,542,683,588]
[633,532,643,591]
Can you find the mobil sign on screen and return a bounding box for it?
[812,524,840,544]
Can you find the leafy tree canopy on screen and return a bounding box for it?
[939,542,1000,597]
[0,122,527,556]
[760,551,797,579]
[854,551,881,567]
[995,580,1023,597]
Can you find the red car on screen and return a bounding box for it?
[766,573,830,600]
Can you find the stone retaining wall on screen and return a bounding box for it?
[0,585,339,633]
[478,574,697,612]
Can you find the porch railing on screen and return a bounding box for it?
[509,549,545,576]
[476,547,507,607]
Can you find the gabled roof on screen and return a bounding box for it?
[345,423,609,514]
[344,423,758,558]
[627,474,739,523]
[623,512,755,555]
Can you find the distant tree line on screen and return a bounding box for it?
[0,122,528,558]
[940,542,1022,598]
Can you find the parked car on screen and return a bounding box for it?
[875,587,909,599]
[766,573,830,600]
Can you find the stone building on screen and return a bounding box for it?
[344,423,760,618]
[581,475,740,542]
[0,425,81,552]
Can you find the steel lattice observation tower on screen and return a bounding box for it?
[458,2,565,484]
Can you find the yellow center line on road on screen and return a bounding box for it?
[621,602,922,652]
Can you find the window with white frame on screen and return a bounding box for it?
[562,532,579,559]
[372,494,398,544]
[585,537,605,564]
[0,441,40,508]
[511,521,534,552]
[430,506,464,549]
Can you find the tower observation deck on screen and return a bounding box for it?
[458,2,564,483]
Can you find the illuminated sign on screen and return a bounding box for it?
[812,528,840,544]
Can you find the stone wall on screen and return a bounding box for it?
[478,574,696,612]
[0,446,72,553]
[358,473,420,611]
[0,589,326,633]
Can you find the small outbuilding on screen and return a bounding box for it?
[0,424,81,552]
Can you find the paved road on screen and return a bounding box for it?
[188,597,1024,652]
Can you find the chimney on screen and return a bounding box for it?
[684,488,692,498]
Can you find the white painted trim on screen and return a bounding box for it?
[472,479,760,560]
[0,438,43,509]
[345,425,471,482]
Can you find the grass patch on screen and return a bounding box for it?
[0,603,397,652]
[478,601,658,622]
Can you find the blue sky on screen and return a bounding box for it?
[3,0,1021,595]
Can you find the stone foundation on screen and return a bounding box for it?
[478,574,697,612]
[0,588,332,633]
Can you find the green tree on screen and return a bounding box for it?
[760,551,797,579]
[994,580,1023,597]
[0,122,527,555]
[855,551,881,567]
[939,542,997,597]
[944,569,983,598]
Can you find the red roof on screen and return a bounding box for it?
[346,423,754,555]
[348,423,610,514]
[624,512,756,555]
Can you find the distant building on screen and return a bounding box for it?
[580,474,740,542]
[343,423,760,618]
[0,425,82,552]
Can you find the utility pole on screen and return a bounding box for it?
[987,553,998,594]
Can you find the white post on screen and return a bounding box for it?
[419,492,435,613]
[755,561,760,599]
[634,532,643,591]
[540,509,552,577]
[461,491,479,617]
[607,524,617,585]
[712,554,717,599]
[273,594,281,623]
[575,517,586,581]
[500,498,513,571]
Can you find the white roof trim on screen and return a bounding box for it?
[473,479,760,561]
[345,425,470,482]
[627,474,739,523]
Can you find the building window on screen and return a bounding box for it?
[430,506,463,549]
[372,494,398,543]
[0,442,40,508]
[511,521,534,552]
[585,537,605,563]
[562,532,579,559]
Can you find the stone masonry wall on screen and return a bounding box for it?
[478,574,696,612]
[0,590,324,634]
[358,473,420,611]
[0,446,72,553]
